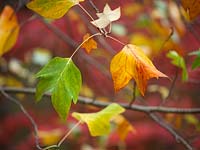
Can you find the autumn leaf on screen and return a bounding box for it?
[36,57,82,120]
[0,5,19,56]
[26,0,84,19]
[110,44,167,96]
[181,0,200,20]
[72,103,125,136]
[91,4,121,29]
[112,115,136,141]
[81,33,97,53]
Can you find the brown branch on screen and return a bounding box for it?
[1,86,200,114]
[0,89,42,150]
[149,113,193,150]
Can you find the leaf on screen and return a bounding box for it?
[38,129,63,145]
[0,5,19,56]
[91,4,121,28]
[167,51,188,81]
[36,57,82,120]
[26,0,84,19]
[189,50,200,69]
[181,0,200,20]
[72,103,125,136]
[112,115,136,141]
[81,33,97,53]
[110,44,167,96]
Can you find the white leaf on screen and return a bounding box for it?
[91,3,121,29]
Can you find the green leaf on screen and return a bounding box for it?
[167,51,188,81]
[189,49,200,69]
[72,103,125,136]
[36,57,82,120]
[26,0,80,19]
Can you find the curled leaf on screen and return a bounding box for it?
[110,44,167,96]
[0,5,19,56]
[72,103,125,136]
[91,4,121,28]
[81,33,97,53]
[167,50,188,81]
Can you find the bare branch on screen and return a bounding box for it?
[0,88,42,150]
[1,86,200,114]
[149,113,193,150]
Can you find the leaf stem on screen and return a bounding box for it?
[57,120,82,147]
[69,33,102,59]
[78,4,95,21]
[106,35,126,46]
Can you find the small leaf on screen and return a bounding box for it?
[189,50,200,69]
[112,115,136,141]
[91,4,121,28]
[167,51,188,81]
[72,103,125,136]
[81,33,97,53]
[181,0,200,20]
[110,44,167,96]
[26,0,84,19]
[36,57,82,120]
[38,129,63,145]
[0,5,19,56]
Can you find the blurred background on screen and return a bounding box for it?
[0,0,200,149]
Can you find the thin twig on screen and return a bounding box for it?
[58,120,82,147]
[89,0,99,13]
[166,67,179,100]
[129,81,136,107]
[2,86,200,114]
[78,4,95,21]
[107,35,126,46]
[70,33,102,59]
[0,89,42,150]
[149,113,193,150]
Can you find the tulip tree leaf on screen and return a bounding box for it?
[36,57,82,120]
[72,103,125,136]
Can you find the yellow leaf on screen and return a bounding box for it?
[0,5,19,56]
[110,44,167,96]
[38,129,63,145]
[181,0,200,20]
[112,115,136,141]
[81,33,97,54]
[26,0,84,19]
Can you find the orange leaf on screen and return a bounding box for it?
[112,115,136,141]
[81,33,97,53]
[110,44,167,96]
[181,0,200,20]
[0,5,19,56]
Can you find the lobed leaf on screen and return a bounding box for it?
[81,33,97,54]
[0,5,19,56]
[110,44,167,96]
[72,103,125,136]
[36,57,82,120]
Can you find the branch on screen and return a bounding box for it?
[1,86,200,114]
[149,113,193,150]
[0,88,42,150]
